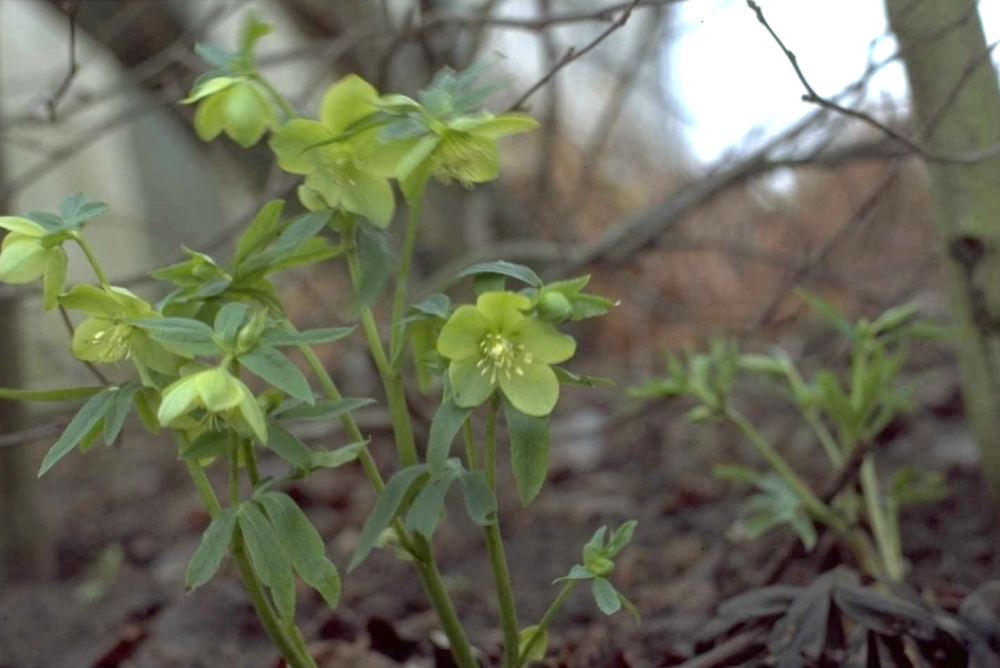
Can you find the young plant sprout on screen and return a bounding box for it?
[0,14,635,668]
[630,292,948,583]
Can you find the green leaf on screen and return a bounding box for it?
[0,385,103,402]
[405,474,455,538]
[350,464,428,571]
[355,220,395,308]
[238,503,297,621]
[213,302,250,345]
[257,492,342,609]
[275,397,375,422]
[473,272,506,295]
[553,564,595,583]
[310,441,366,470]
[102,383,142,446]
[265,424,313,469]
[234,200,285,265]
[129,318,220,357]
[796,289,853,338]
[180,430,230,462]
[258,326,354,347]
[458,470,497,526]
[456,260,542,288]
[238,11,273,54]
[411,293,451,319]
[617,592,641,624]
[38,387,115,476]
[240,347,314,403]
[504,401,551,506]
[592,577,622,616]
[552,367,615,388]
[427,398,472,474]
[185,506,238,591]
[518,625,548,664]
[605,520,637,558]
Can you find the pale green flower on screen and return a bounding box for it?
[0,216,68,310]
[184,76,279,148]
[437,292,576,417]
[158,366,267,443]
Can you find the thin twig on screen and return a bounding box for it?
[508,0,641,111]
[43,2,80,122]
[746,0,1000,165]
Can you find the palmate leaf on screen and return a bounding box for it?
[102,383,143,446]
[350,464,428,571]
[238,503,297,621]
[427,398,472,474]
[256,491,342,609]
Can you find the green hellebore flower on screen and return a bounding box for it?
[437,291,576,417]
[269,75,406,228]
[0,216,68,310]
[158,366,267,443]
[396,113,538,190]
[184,76,279,148]
[60,284,175,381]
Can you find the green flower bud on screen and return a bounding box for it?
[537,291,573,324]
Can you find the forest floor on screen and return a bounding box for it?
[1,356,998,668]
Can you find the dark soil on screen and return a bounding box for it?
[1,366,997,668]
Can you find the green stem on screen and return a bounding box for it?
[254,74,298,122]
[243,439,261,487]
[390,203,421,364]
[413,543,480,668]
[519,581,575,667]
[72,235,110,287]
[228,437,241,507]
[483,398,520,668]
[803,411,845,468]
[231,528,318,668]
[859,455,905,581]
[297,342,385,492]
[345,246,418,467]
[180,448,315,668]
[725,409,843,531]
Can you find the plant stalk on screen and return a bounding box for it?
[859,455,905,581]
[72,235,110,287]
[519,581,575,666]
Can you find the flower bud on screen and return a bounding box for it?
[537,291,573,323]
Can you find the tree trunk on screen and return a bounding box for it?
[884,0,1000,503]
[0,43,49,592]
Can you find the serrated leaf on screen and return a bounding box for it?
[350,464,428,571]
[0,385,103,402]
[504,402,550,506]
[274,397,375,422]
[257,492,342,609]
[592,577,622,616]
[185,506,238,591]
[238,503,296,621]
[240,347,314,403]
[427,398,472,474]
[102,383,142,446]
[459,470,497,526]
[456,260,542,288]
[257,326,354,347]
[265,423,313,469]
[38,387,115,476]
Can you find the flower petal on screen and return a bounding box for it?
[297,184,328,211]
[466,113,539,139]
[320,75,379,135]
[223,82,270,147]
[196,368,244,413]
[158,375,201,427]
[0,216,46,237]
[194,93,228,142]
[59,284,127,318]
[72,318,118,362]
[438,305,490,360]
[476,292,531,330]
[512,318,576,364]
[0,237,51,284]
[340,170,395,228]
[448,356,496,409]
[499,360,560,417]
[42,247,67,311]
[182,76,238,104]
[269,119,334,174]
[302,172,345,210]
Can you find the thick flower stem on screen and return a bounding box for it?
[518,581,575,667]
[390,203,421,364]
[482,399,521,668]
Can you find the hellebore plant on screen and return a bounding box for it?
[0,14,634,668]
[630,292,948,583]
